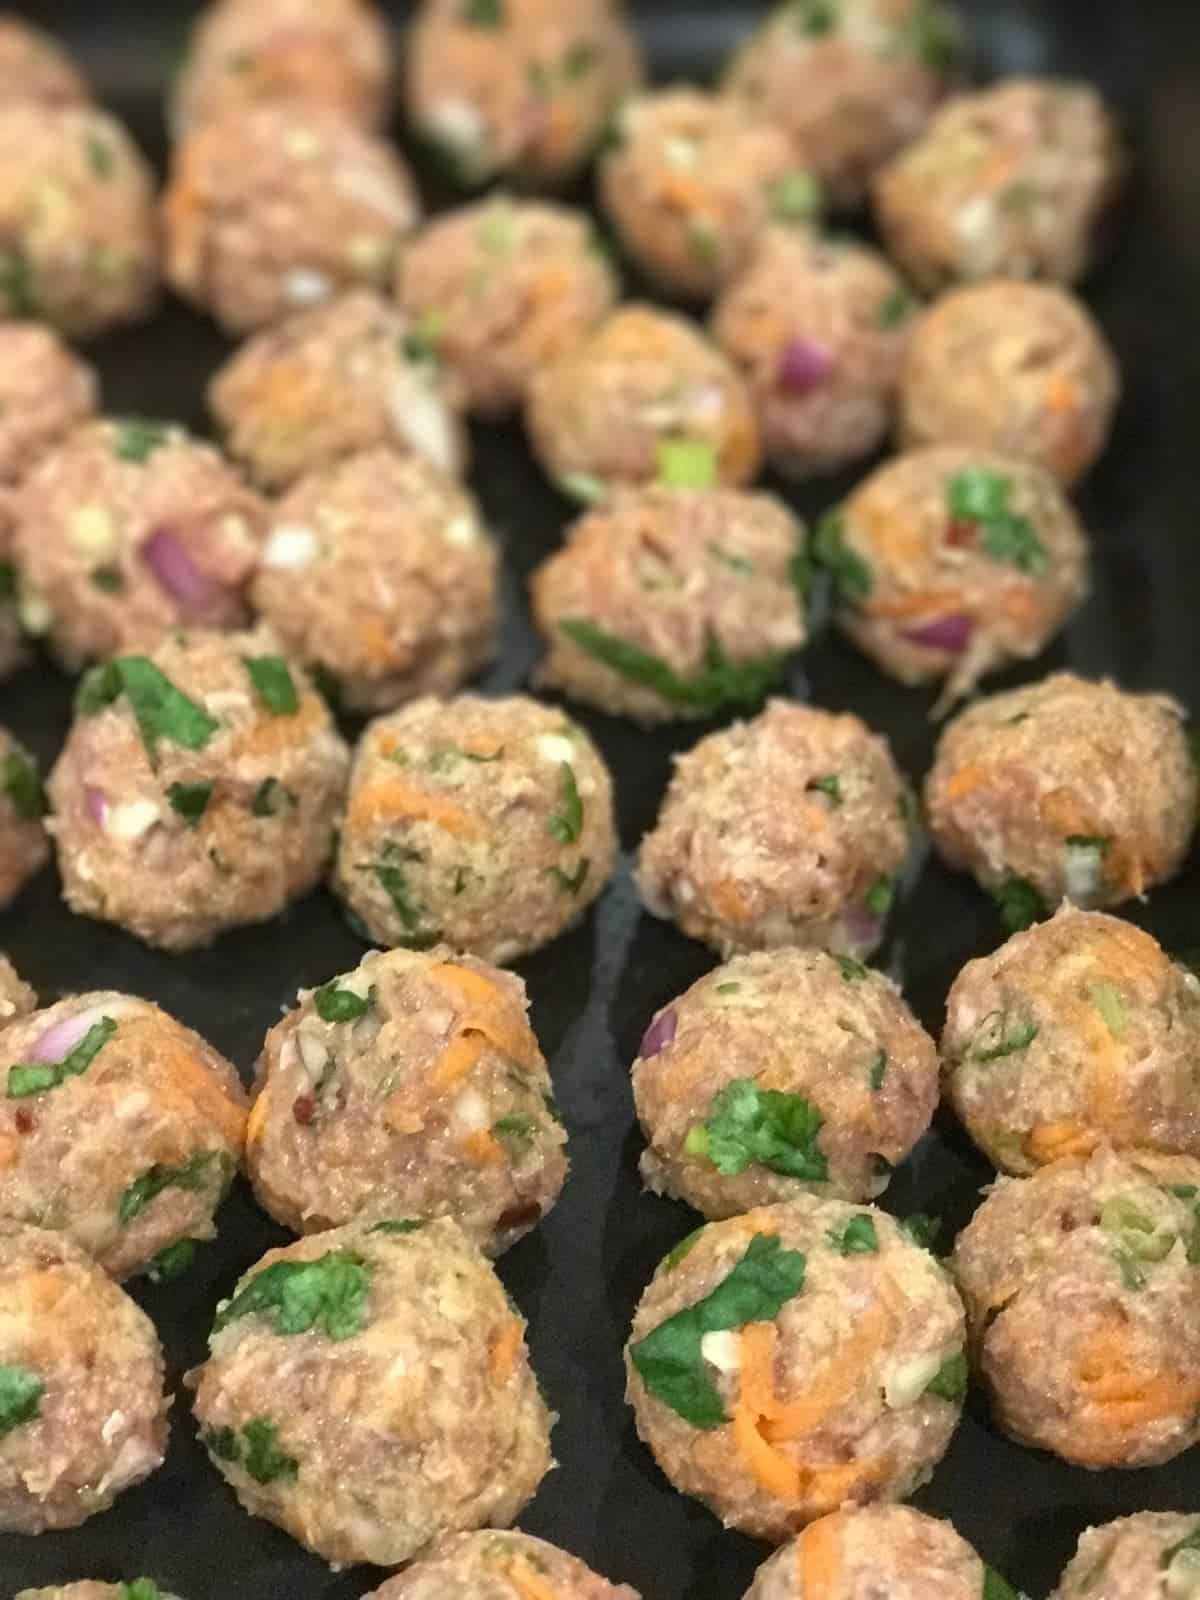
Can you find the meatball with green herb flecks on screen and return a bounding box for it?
[18,1585,182,1600]
[246,946,566,1253]
[530,485,809,724]
[0,992,246,1280]
[1052,1512,1200,1600]
[47,627,350,952]
[365,1531,641,1599]
[625,1200,965,1541]
[0,17,89,108]
[189,1215,553,1567]
[633,949,938,1216]
[0,728,48,908]
[333,694,616,964]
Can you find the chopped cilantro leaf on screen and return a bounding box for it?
[113,418,171,464]
[493,1113,539,1148]
[214,1250,372,1341]
[118,1149,231,1225]
[77,656,218,759]
[664,1228,705,1271]
[947,470,1048,576]
[252,777,294,816]
[869,1050,888,1090]
[1,749,44,821]
[549,858,590,894]
[806,774,842,805]
[461,0,504,23]
[791,0,837,34]
[7,1016,117,1099]
[901,1213,942,1251]
[864,875,894,916]
[243,654,299,715]
[877,288,915,328]
[971,1015,1038,1063]
[0,249,36,316]
[982,1568,1020,1600]
[314,982,372,1024]
[146,1239,197,1283]
[167,781,212,827]
[559,618,784,714]
[0,1364,43,1437]
[91,564,125,593]
[827,1213,878,1255]
[990,876,1045,932]
[925,1350,968,1401]
[371,847,436,939]
[118,1582,163,1600]
[547,762,583,844]
[835,955,868,982]
[813,512,872,601]
[686,1079,828,1182]
[241,1417,299,1484]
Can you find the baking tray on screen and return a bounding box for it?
[3,1,1200,1595]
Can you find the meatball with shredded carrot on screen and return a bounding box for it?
[0,17,89,107]
[0,728,48,909]
[364,1530,640,1599]
[1052,1512,1200,1600]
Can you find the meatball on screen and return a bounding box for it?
[900,281,1120,486]
[0,18,89,107]
[0,992,246,1280]
[394,195,618,419]
[210,290,467,491]
[637,700,914,960]
[951,1146,1200,1468]
[0,728,48,908]
[743,1506,990,1599]
[814,447,1089,709]
[0,956,36,1027]
[190,1215,553,1567]
[873,79,1125,290]
[526,305,762,503]
[12,418,265,674]
[633,949,938,1216]
[925,673,1197,924]
[17,1587,181,1600]
[164,103,419,335]
[406,0,644,190]
[253,449,498,714]
[48,627,350,952]
[0,1221,168,1533]
[1052,1512,1200,1600]
[712,226,917,480]
[723,0,966,209]
[599,89,816,301]
[246,945,567,1253]
[625,1200,965,1541]
[530,485,808,724]
[365,1531,640,1599]
[0,103,158,339]
[171,0,392,136]
[333,694,616,964]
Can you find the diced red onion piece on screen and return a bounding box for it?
[841,903,883,952]
[899,613,975,654]
[777,337,835,395]
[140,528,226,612]
[27,1005,109,1063]
[84,785,109,827]
[639,1008,677,1059]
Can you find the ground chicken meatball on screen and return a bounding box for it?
[873,79,1125,290]
[334,695,616,964]
[712,226,917,480]
[210,290,467,491]
[246,946,566,1253]
[637,700,914,960]
[0,1221,169,1533]
[394,195,618,419]
[12,419,264,673]
[0,956,35,1027]
[925,673,1197,925]
[815,447,1089,709]
[406,0,644,190]
[1052,1512,1200,1600]
[0,17,89,107]
[0,103,158,339]
[0,992,247,1281]
[0,728,48,908]
[164,103,419,335]
[190,1215,553,1567]
[633,949,938,1216]
[723,0,966,209]
[171,0,392,137]
[743,1506,992,1599]
[626,1200,965,1541]
[48,627,349,952]
[17,1586,182,1600]
[527,306,761,503]
[253,449,498,714]
[599,89,817,301]
[530,485,809,724]
[365,1531,640,1599]
[900,281,1120,486]
[952,1146,1200,1468]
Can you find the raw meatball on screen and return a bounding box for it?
[712,226,917,480]
[873,79,1125,290]
[530,485,809,724]
[814,447,1089,709]
[190,1215,553,1567]
[364,1531,640,1599]
[48,627,350,952]
[253,448,498,714]
[637,700,914,959]
[1052,1512,1200,1600]
[164,103,419,335]
[0,104,159,339]
[246,945,567,1253]
[12,418,265,674]
[633,949,938,1216]
[210,290,467,491]
[599,88,816,301]
[394,195,618,419]
[925,673,1197,924]
[0,992,247,1280]
[526,305,762,503]
[17,1587,181,1600]
[951,1146,1200,1468]
[942,906,1200,1175]
[0,956,35,1027]
[171,0,392,136]
[0,1221,169,1533]
[406,0,644,190]
[723,0,966,209]
[0,18,89,107]
[743,1506,990,1599]
[900,281,1120,486]
[0,728,48,907]
[333,695,616,964]
[625,1200,965,1540]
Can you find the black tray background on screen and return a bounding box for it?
[3,1,1200,1595]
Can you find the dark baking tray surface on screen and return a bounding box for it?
[4,1,1200,1595]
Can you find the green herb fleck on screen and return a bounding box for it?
[314,982,371,1024]
[118,1582,163,1600]
[461,0,504,24]
[685,1079,828,1182]
[791,0,837,35]
[403,309,446,365]
[0,249,36,316]
[835,955,868,982]
[686,218,721,269]
[707,543,755,577]
[947,470,1048,576]
[925,1350,968,1401]
[664,1228,705,1271]
[547,762,583,844]
[77,656,218,759]
[241,1417,299,1484]
[990,876,1045,933]
[214,1250,371,1341]
[113,418,171,464]
[252,777,294,817]
[243,655,299,716]
[493,1113,539,1148]
[478,202,518,257]
[1089,980,1126,1038]
[562,40,598,79]
[167,781,212,827]
[202,1425,240,1461]
[91,564,125,593]
[806,774,842,806]
[715,981,741,995]
[813,512,872,601]
[549,859,590,895]
[372,847,435,939]
[827,1213,878,1255]
[869,1050,887,1090]
[789,544,813,601]
[768,170,823,221]
[1,749,43,821]
[878,289,915,328]
[901,1213,942,1251]
[118,1149,230,1226]
[559,619,784,715]
[865,876,894,917]
[657,438,718,491]
[146,1239,197,1283]
[971,1014,1038,1063]
[0,1364,44,1437]
[7,1015,117,1099]
[368,1218,425,1235]
[86,133,115,179]
[906,3,963,71]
